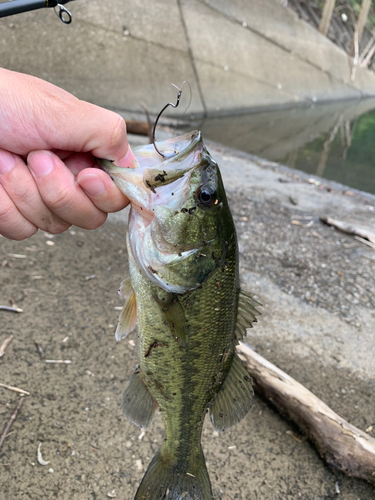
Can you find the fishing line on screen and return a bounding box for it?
[152,81,191,159]
[173,80,192,138]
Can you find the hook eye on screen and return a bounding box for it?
[58,4,72,24]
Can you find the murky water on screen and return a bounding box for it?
[198,98,375,194]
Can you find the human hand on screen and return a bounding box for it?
[0,68,135,240]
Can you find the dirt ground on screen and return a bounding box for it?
[1,138,374,500]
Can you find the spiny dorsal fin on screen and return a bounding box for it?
[209,354,253,432]
[235,289,262,341]
[116,278,137,341]
[122,367,158,429]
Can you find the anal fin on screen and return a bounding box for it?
[122,368,158,429]
[209,354,253,432]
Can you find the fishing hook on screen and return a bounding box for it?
[152,82,187,159]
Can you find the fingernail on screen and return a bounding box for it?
[117,147,139,169]
[0,149,16,174]
[78,174,105,197]
[28,151,54,177]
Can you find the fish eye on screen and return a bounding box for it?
[197,186,216,207]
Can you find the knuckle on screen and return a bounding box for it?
[10,183,35,205]
[37,209,71,235]
[0,201,13,220]
[46,222,71,235]
[43,185,72,213]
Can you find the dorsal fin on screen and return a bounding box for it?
[235,289,262,341]
[116,278,137,341]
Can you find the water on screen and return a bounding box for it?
[199,98,375,195]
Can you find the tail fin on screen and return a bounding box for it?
[135,447,213,500]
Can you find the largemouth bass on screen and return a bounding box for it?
[98,131,260,500]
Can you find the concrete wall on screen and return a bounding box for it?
[1,0,375,116]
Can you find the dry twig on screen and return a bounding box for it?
[237,343,375,486]
[0,306,23,313]
[45,360,72,364]
[0,336,13,357]
[0,383,30,396]
[0,398,24,451]
[34,342,45,359]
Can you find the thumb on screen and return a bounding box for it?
[62,100,137,167]
[3,70,136,166]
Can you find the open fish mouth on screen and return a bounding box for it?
[97,130,204,214]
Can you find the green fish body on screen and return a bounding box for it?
[98,132,260,500]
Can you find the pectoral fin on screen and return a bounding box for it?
[209,354,253,432]
[235,289,262,341]
[118,277,134,300]
[164,298,189,347]
[116,279,137,341]
[122,368,158,429]
[155,295,188,347]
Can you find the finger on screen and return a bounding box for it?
[0,184,37,240]
[77,168,130,213]
[27,150,107,230]
[1,70,135,167]
[64,152,96,176]
[0,149,71,234]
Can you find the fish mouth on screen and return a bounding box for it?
[96,131,203,208]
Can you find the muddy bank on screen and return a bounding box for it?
[0,138,374,500]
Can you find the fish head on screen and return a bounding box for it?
[97,131,236,294]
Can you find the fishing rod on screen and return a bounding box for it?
[0,0,75,24]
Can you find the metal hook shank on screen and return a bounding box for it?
[152,85,184,159]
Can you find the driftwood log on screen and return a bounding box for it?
[320,216,375,246]
[126,120,150,137]
[237,342,375,486]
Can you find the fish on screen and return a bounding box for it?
[97,131,261,500]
